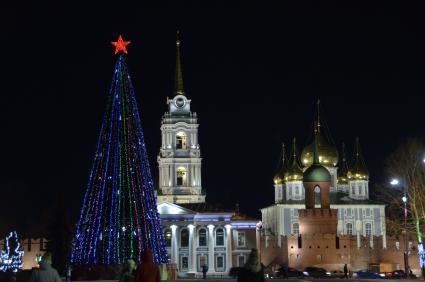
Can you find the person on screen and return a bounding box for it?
[202,264,208,279]
[119,259,136,282]
[134,249,160,282]
[343,264,348,279]
[65,264,72,282]
[29,252,61,282]
[237,248,265,282]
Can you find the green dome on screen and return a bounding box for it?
[303,164,331,182]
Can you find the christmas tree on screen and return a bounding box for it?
[0,231,24,273]
[70,35,168,265]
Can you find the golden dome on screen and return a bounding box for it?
[347,138,369,181]
[273,143,288,185]
[287,138,303,182]
[301,133,339,167]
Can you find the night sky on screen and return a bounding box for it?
[1,2,425,237]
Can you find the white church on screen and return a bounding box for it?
[261,103,387,249]
[155,33,258,278]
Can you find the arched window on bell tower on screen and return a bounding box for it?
[176,131,187,149]
[176,167,187,186]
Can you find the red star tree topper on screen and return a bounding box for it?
[111,35,131,54]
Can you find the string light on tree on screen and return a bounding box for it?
[70,35,168,265]
[0,231,24,273]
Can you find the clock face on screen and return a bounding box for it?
[175,97,185,108]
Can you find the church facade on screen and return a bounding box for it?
[260,103,420,274]
[156,33,258,278]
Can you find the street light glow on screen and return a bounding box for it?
[390,179,399,185]
[402,196,407,203]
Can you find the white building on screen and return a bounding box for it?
[156,33,258,278]
[261,102,387,249]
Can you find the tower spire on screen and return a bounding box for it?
[174,30,185,95]
[313,130,320,165]
[282,142,286,162]
[315,99,321,133]
[292,138,297,158]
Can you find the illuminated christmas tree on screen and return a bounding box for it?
[70,35,168,265]
[0,231,24,273]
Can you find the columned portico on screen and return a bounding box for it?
[225,224,232,271]
[188,224,195,273]
[171,225,179,267]
[208,224,215,273]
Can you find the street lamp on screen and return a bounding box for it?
[391,178,409,278]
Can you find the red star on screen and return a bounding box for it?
[111,35,131,55]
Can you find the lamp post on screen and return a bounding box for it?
[256,221,263,264]
[391,178,409,278]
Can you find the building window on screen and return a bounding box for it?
[365,223,372,236]
[346,209,352,217]
[181,256,188,271]
[295,185,300,195]
[346,223,353,235]
[176,131,187,149]
[237,232,246,247]
[199,256,208,271]
[365,208,371,217]
[216,255,225,271]
[216,228,224,246]
[199,228,207,247]
[289,186,292,196]
[164,228,172,247]
[292,223,299,235]
[359,185,363,195]
[180,229,189,247]
[238,255,245,267]
[277,188,282,200]
[396,241,400,250]
[351,185,355,195]
[176,167,187,186]
[294,209,298,217]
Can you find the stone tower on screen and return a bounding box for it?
[157,32,204,204]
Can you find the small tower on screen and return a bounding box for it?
[347,137,369,200]
[273,143,288,203]
[300,100,339,191]
[298,132,338,235]
[157,32,204,204]
[286,138,304,200]
[337,143,350,193]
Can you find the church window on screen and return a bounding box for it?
[216,256,225,270]
[351,185,355,195]
[180,229,189,247]
[176,131,187,149]
[237,231,246,247]
[164,228,172,247]
[289,186,293,196]
[216,228,224,246]
[366,208,370,217]
[199,229,207,246]
[347,209,352,217]
[295,185,299,195]
[292,223,299,235]
[365,223,372,236]
[359,185,363,195]
[176,167,187,186]
[238,255,245,267]
[277,188,282,200]
[346,223,353,235]
[181,256,188,270]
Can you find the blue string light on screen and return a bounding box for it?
[0,231,24,273]
[70,54,168,265]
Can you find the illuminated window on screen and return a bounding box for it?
[396,241,400,250]
[365,223,372,236]
[346,223,353,235]
[176,167,187,186]
[176,132,187,149]
[293,223,299,235]
[164,228,172,247]
[237,232,246,247]
[216,228,224,246]
[180,229,189,247]
[199,229,207,246]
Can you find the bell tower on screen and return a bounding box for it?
[157,32,205,204]
[298,132,337,235]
